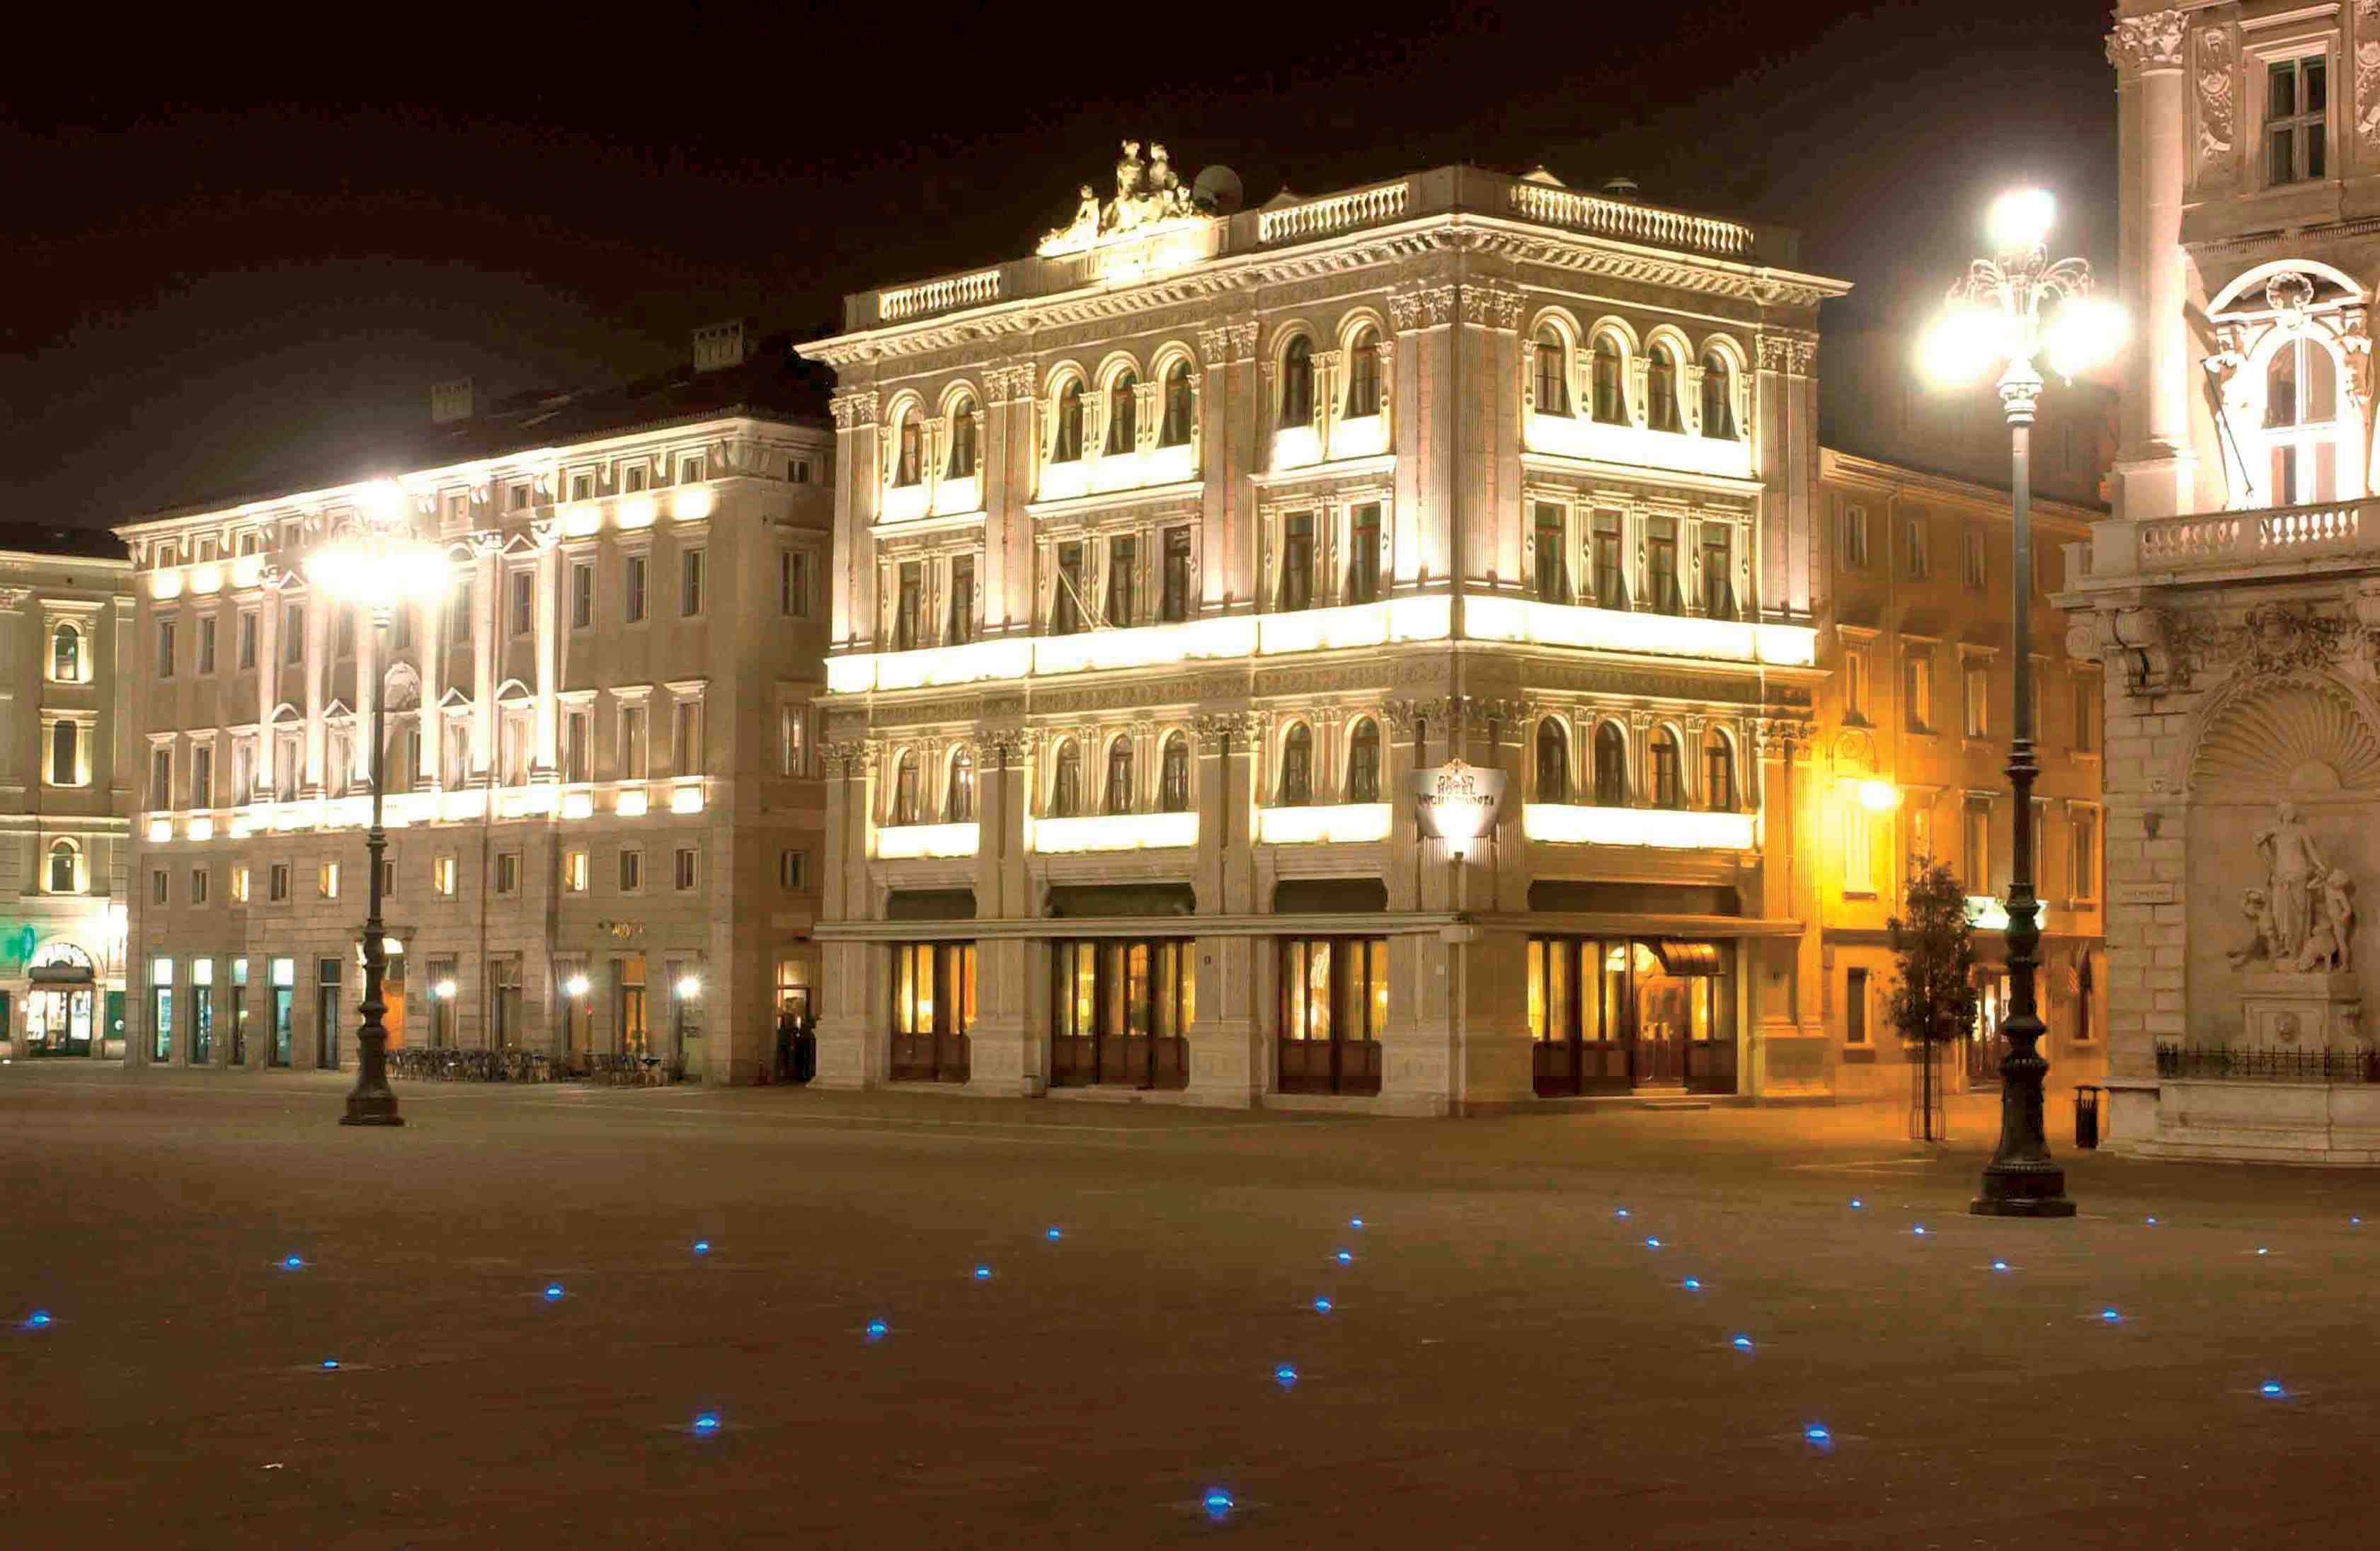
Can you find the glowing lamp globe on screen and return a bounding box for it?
[1921,304,2006,387]
[563,974,591,998]
[1856,780,1901,814]
[675,975,702,1001]
[1987,188,2056,253]
[2044,295,2126,381]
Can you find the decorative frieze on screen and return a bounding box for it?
[2197,23,2236,175]
[829,389,881,430]
[2104,10,2185,74]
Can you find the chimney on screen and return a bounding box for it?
[692,319,756,374]
[430,378,476,424]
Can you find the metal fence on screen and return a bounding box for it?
[2154,1044,2380,1083]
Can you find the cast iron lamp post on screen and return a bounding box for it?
[307,482,451,1127]
[1922,189,2122,1217]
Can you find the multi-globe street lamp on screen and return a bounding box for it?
[306,482,451,1127]
[1922,189,2123,1217]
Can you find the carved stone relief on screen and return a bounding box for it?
[2105,11,2186,74]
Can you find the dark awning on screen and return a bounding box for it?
[29,965,95,985]
[1529,881,1741,917]
[1274,878,1390,914]
[1047,883,1196,919]
[886,889,977,922]
[1651,940,1727,975]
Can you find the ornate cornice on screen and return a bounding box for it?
[829,389,881,430]
[2105,10,2185,74]
[1757,330,1819,377]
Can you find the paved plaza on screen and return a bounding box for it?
[4,1066,2373,1548]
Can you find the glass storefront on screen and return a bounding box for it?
[1050,938,1193,1089]
[1529,937,1737,1096]
[1277,937,1387,1096]
[891,941,976,1082]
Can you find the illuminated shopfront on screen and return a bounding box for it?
[1528,937,1737,1096]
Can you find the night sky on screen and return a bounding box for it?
[1,2,2112,530]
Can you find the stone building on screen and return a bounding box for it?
[1814,452,2108,1100]
[115,330,834,1082]
[2064,5,2380,1160]
[0,527,135,1059]
[803,155,1852,1112]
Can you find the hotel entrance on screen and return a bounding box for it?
[889,941,975,1083]
[25,943,98,1057]
[1049,937,1192,1090]
[1530,937,1739,1097]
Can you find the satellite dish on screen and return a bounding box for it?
[1194,165,1244,214]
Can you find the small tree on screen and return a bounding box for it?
[1887,858,1980,1143]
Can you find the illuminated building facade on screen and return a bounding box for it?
[115,328,833,1082]
[2063,5,2380,1158]
[805,156,1852,1111]
[0,530,135,1059]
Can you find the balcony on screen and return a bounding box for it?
[1256,803,1392,845]
[1523,415,1753,481]
[1028,811,1198,854]
[876,822,981,860]
[1523,804,1756,849]
[2090,496,2380,583]
[1464,595,1815,667]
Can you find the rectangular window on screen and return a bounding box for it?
[231,866,250,904]
[570,471,595,503]
[190,868,210,905]
[1902,514,1928,579]
[565,849,589,893]
[625,555,648,624]
[680,454,706,485]
[198,616,217,675]
[1909,806,1934,872]
[621,703,648,779]
[509,570,533,636]
[619,847,644,893]
[1843,644,1868,723]
[1591,510,1627,608]
[434,856,457,897]
[1647,517,1681,614]
[1964,662,1990,738]
[680,548,704,616]
[2073,676,2099,752]
[238,610,258,670]
[379,859,396,898]
[192,745,213,808]
[789,457,811,485]
[270,862,290,903]
[491,956,522,1048]
[509,483,532,512]
[894,561,922,650]
[782,550,812,617]
[779,849,809,891]
[1052,542,1084,635]
[2267,55,2328,185]
[624,464,648,493]
[428,957,457,1048]
[1965,800,1993,896]
[1699,525,1734,619]
[1846,968,1870,1045]
[156,619,176,679]
[1844,803,1874,897]
[1349,504,1382,606]
[496,852,520,895]
[673,699,702,774]
[571,561,594,629]
[563,709,590,782]
[1275,937,1388,1097]
[1905,654,1933,733]
[319,862,340,899]
[1281,513,1314,611]
[2075,803,2094,903]
[1533,503,1570,605]
[1843,505,1870,570]
[1105,534,1138,627]
[150,745,172,808]
[779,705,806,777]
[450,582,472,644]
[675,847,699,891]
[1162,527,1193,622]
[151,869,168,905]
[891,942,979,1041]
[284,603,307,663]
[948,554,976,644]
[1961,526,1987,590]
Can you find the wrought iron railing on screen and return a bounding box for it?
[2155,1043,2380,1082]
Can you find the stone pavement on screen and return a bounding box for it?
[4,1065,2373,1549]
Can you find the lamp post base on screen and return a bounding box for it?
[339,1091,405,1128]
[1970,1167,2074,1218]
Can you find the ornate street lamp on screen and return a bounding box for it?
[1922,189,2122,1218]
[307,481,451,1127]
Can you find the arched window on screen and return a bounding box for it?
[1105,370,1138,455]
[1051,740,1082,817]
[1700,350,1738,440]
[1647,345,1683,433]
[50,623,81,682]
[1591,336,1627,425]
[47,839,79,894]
[1701,726,1736,811]
[1160,733,1191,812]
[50,719,76,786]
[945,748,975,823]
[890,753,919,826]
[945,394,978,479]
[1649,725,1685,808]
[1534,326,1572,416]
[1593,722,1630,806]
[1348,719,1380,803]
[893,406,924,487]
[2263,336,2342,505]
[1535,719,1570,803]
[1053,380,1086,462]
[1346,326,1383,418]
[1104,736,1135,814]
[1281,336,1315,426]
[1159,360,1196,446]
[1278,724,1313,806]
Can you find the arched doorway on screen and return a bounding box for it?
[27,940,98,1057]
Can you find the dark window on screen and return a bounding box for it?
[1703,728,1736,811]
[1533,503,1569,604]
[1105,372,1138,455]
[1591,336,1626,424]
[782,550,812,617]
[1647,347,1683,433]
[1160,736,1190,812]
[945,750,975,822]
[1280,513,1315,611]
[2267,57,2327,185]
[948,555,976,644]
[1161,527,1193,622]
[680,549,704,617]
[1053,543,1085,635]
[1160,360,1196,446]
[1346,327,1382,418]
[892,757,919,825]
[510,570,532,636]
[1846,968,1870,1045]
[1649,727,1684,808]
[1591,512,1627,608]
[1281,337,1314,425]
[1279,726,1313,806]
[1536,720,1569,802]
[1647,520,1682,614]
[893,409,923,486]
[198,617,217,675]
[1700,350,1737,438]
[1054,381,1086,462]
[237,613,257,670]
[945,396,978,479]
[1105,535,1137,628]
[624,556,647,624]
[1051,743,1082,817]
[1534,326,1571,416]
[1700,526,1735,619]
[1349,505,1381,605]
[571,563,593,629]
[894,562,922,651]
[1348,720,1380,803]
[1104,739,1134,815]
[1593,723,1629,806]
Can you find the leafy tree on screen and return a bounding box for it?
[1887,858,1979,1142]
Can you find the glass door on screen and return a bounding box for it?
[1276,938,1385,1096]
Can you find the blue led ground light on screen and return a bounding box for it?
[973,1265,992,1281]
[865,1320,889,1342]
[281,1254,304,1270]
[23,1310,52,1329]
[543,1283,565,1302]
[1203,1489,1235,1521]
[1274,1364,1298,1389]
[1045,1227,1062,1241]
[692,1240,711,1256]
[1313,1297,1332,1313]
[692,1412,722,1435]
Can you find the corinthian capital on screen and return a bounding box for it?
[2105,10,2185,74]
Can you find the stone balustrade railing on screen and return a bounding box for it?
[2132,498,2370,571]
[1257,181,1410,244]
[1508,183,1756,261]
[879,269,1002,322]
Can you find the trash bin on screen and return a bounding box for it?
[2073,1084,2103,1150]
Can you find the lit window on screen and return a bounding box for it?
[565,850,589,893]
[319,862,341,900]
[433,857,457,897]
[1699,349,1737,439]
[1052,379,1086,462]
[2262,334,2344,505]
[1159,360,1196,446]
[1281,336,1315,426]
[1346,326,1383,418]
[1591,335,1627,424]
[50,623,81,682]
[945,394,978,479]
[893,406,924,487]
[1104,370,1138,455]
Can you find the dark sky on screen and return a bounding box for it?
[1,1,2113,530]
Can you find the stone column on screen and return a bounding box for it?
[1197,320,1259,613]
[966,731,1039,1097]
[2107,8,2193,520]
[1186,713,1262,1106]
[830,388,883,651]
[813,743,882,1088]
[532,530,561,774]
[471,537,500,779]
[255,582,281,797]
[302,581,328,794]
[1750,719,1831,1097]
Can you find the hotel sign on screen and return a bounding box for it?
[1411,761,1508,850]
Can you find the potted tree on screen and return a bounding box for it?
[1888,859,1980,1144]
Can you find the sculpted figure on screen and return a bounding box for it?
[2255,802,2325,960]
[1148,142,1178,195]
[1113,140,1145,231]
[2228,886,2278,971]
